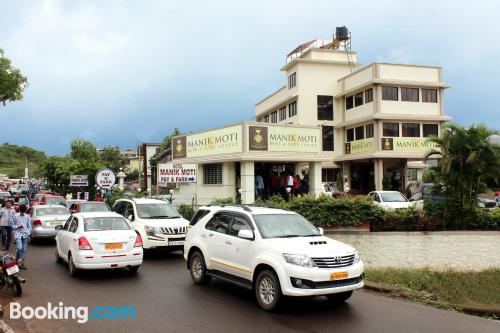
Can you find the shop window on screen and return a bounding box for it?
[263,115,269,123]
[317,95,333,120]
[322,168,335,183]
[407,168,418,182]
[402,123,420,137]
[383,122,399,137]
[279,107,286,121]
[271,111,277,123]
[345,95,354,110]
[346,128,354,142]
[423,124,439,137]
[354,92,364,107]
[322,126,334,151]
[365,88,373,103]
[355,126,364,140]
[288,72,296,89]
[288,101,297,117]
[203,164,223,185]
[366,123,374,138]
[382,86,398,101]
[422,89,438,103]
[401,87,419,102]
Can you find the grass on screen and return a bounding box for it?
[365,268,500,318]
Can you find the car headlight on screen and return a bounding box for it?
[144,225,155,235]
[353,251,361,264]
[283,254,316,268]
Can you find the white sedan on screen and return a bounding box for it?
[55,212,143,276]
[368,191,414,210]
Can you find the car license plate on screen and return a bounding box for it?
[49,221,62,226]
[6,265,19,275]
[105,243,123,250]
[168,240,184,246]
[330,271,348,280]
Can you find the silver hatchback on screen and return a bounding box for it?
[31,205,70,239]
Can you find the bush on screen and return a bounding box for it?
[210,197,235,205]
[178,204,194,220]
[469,208,500,230]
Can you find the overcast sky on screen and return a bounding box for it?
[1,0,499,155]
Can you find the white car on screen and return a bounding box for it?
[184,205,364,311]
[368,191,414,210]
[112,198,189,250]
[55,212,143,276]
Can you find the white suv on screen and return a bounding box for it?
[184,205,364,311]
[113,198,189,250]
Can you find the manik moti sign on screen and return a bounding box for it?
[158,164,197,184]
[249,125,320,153]
[382,137,438,151]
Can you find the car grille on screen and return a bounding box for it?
[159,226,187,235]
[311,254,355,268]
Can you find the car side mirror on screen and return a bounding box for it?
[318,227,324,236]
[237,229,254,240]
[128,215,135,222]
[55,225,63,231]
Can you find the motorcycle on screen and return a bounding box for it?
[0,252,25,297]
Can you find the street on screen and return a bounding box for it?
[0,241,497,333]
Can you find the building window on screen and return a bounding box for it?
[345,95,354,110]
[355,126,364,140]
[365,88,373,103]
[383,122,399,137]
[366,123,374,138]
[402,123,420,137]
[203,164,223,185]
[317,95,333,120]
[346,128,354,142]
[288,72,296,89]
[407,168,418,181]
[401,87,419,102]
[256,117,262,122]
[322,168,334,183]
[322,126,334,151]
[279,107,286,121]
[263,115,269,123]
[354,92,364,107]
[288,101,297,117]
[382,86,398,101]
[423,124,439,137]
[271,111,277,123]
[422,89,438,103]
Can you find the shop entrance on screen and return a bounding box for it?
[350,162,375,195]
[254,162,296,200]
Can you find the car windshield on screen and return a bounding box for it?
[80,203,110,213]
[136,203,180,219]
[380,192,407,202]
[253,214,320,239]
[84,217,130,232]
[13,197,29,205]
[46,197,65,205]
[36,207,69,216]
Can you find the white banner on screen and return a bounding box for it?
[95,169,116,190]
[70,175,89,187]
[158,164,197,185]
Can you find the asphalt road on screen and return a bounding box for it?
[0,240,498,333]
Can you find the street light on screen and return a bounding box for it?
[286,187,292,202]
[237,188,242,204]
[167,189,175,204]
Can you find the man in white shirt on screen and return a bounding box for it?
[0,201,16,251]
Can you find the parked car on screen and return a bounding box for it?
[69,201,110,214]
[409,183,445,211]
[184,205,364,311]
[368,191,413,210]
[33,194,66,207]
[54,212,143,276]
[112,198,189,251]
[31,205,70,240]
[65,199,86,209]
[0,191,10,202]
[477,198,497,211]
[496,196,500,207]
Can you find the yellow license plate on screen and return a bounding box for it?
[330,272,348,280]
[105,243,123,250]
[50,221,62,226]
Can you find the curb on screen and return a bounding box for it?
[363,281,500,318]
[0,320,14,333]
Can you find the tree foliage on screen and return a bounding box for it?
[70,140,99,160]
[0,143,46,178]
[151,128,182,164]
[0,49,28,106]
[99,145,127,171]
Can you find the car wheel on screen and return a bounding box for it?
[68,253,78,277]
[55,247,63,264]
[189,251,211,284]
[255,269,282,311]
[129,266,139,274]
[326,290,353,303]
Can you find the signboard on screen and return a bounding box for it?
[95,168,116,190]
[382,138,438,151]
[249,125,320,153]
[70,175,89,187]
[158,164,197,185]
[173,125,242,159]
[345,138,375,154]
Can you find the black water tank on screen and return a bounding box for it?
[336,26,349,41]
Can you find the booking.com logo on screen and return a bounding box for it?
[9,302,136,323]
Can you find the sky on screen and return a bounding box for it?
[1,0,499,155]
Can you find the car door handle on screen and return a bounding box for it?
[225,240,232,245]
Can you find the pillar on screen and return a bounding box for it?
[342,161,351,192]
[308,161,322,197]
[240,161,255,204]
[374,159,384,191]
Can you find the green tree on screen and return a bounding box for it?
[152,128,182,160]
[0,49,28,106]
[70,140,99,161]
[100,145,127,171]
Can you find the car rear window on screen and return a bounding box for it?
[80,203,110,213]
[46,197,65,205]
[36,207,69,216]
[84,217,130,232]
[190,209,210,226]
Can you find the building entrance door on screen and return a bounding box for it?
[350,162,375,195]
[254,162,295,200]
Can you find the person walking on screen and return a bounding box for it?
[0,200,16,251]
[12,205,31,269]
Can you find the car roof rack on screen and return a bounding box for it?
[206,204,252,212]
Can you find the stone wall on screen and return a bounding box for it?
[326,231,500,271]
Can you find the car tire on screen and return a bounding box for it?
[129,266,140,274]
[55,247,63,264]
[68,253,78,277]
[255,269,282,311]
[189,251,211,284]
[326,290,353,303]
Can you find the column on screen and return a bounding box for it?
[240,161,255,204]
[374,159,384,191]
[308,161,322,197]
[342,161,351,192]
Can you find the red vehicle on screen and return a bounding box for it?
[68,201,110,214]
[32,194,66,206]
